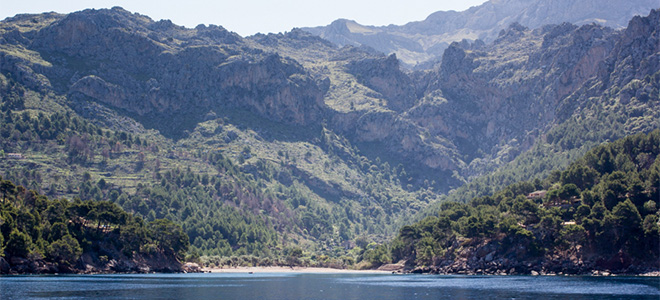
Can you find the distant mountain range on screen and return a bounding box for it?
[303,0,659,67]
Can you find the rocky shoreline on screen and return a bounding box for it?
[402,254,660,276]
[408,263,660,277]
[391,232,660,277]
[0,253,193,275]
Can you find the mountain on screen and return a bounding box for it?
[0,8,433,266]
[431,7,660,206]
[302,0,659,67]
[0,6,658,268]
[2,8,326,137]
[320,8,659,195]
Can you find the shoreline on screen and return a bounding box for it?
[2,266,657,276]
[202,266,391,274]
[200,266,659,276]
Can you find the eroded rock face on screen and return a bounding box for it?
[346,54,418,112]
[21,8,328,136]
[606,9,660,88]
[70,75,128,111]
[407,21,620,173]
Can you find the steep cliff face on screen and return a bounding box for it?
[3,8,328,137]
[604,10,660,89]
[415,22,618,167]
[303,0,658,67]
[346,54,418,112]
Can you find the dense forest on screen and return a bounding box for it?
[0,176,189,274]
[389,130,659,274]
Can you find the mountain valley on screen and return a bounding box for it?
[0,2,658,272]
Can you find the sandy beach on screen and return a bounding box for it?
[203,266,392,274]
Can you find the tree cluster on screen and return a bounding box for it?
[0,177,188,272]
[391,130,659,269]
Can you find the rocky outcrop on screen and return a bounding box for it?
[346,54,418,112]
[1,252,184,275]
[70,75,128,109]
[407,237,659,276]
[353,110,396,142]
[604,8,660,89]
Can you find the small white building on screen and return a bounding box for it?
[6,153,24,159]
[526,190,547,199]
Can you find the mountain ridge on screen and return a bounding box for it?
[303,0,659,67]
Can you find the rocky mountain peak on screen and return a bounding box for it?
[622,8,658,46]
[326,19,375,36]
[249,28,336,51]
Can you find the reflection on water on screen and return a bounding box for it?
[1,273,658,300]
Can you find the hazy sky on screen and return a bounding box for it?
[1,0,488,37]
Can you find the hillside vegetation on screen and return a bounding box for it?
[390,130,659,275]
[0,176,188,274]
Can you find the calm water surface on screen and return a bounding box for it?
[1,273,659,300]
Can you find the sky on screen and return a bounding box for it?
[0,0,488,37]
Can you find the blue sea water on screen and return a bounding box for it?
[1,273,658,300]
